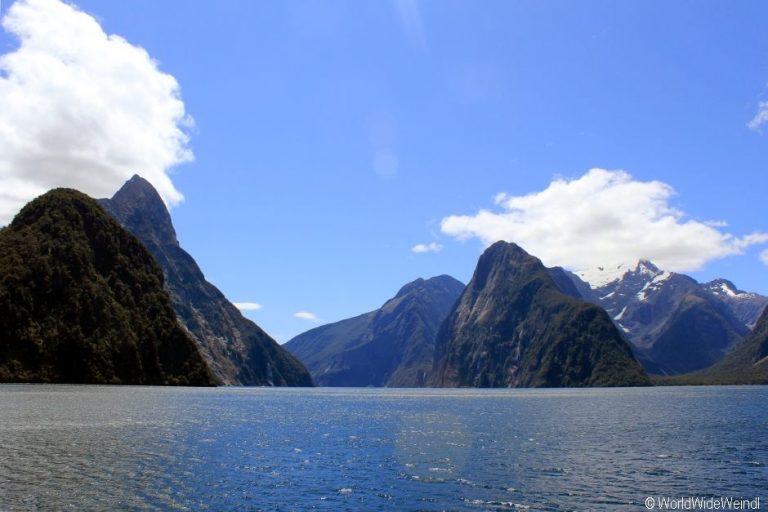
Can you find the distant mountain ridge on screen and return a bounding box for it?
[101,175,312,386]
[664,306,768,385]
[701,279,768,329]
[430,242,650,387]
[0,189,213,385]
[285,275,464,387]
[709,305,768,383]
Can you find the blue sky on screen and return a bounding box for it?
[1,0,767,341]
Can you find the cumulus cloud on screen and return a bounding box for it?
[748,101,768,132]
[441,169,768,284]
[0,0,193,223]
[411,242,442,254]
[760,250,768,266]
[234,302,262,312]
[294,311,320,322]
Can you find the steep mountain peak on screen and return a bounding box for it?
[596,259,672,298]
[702,278,768,329]
[635,259,661,276]
[704,279,751,299]
[709,278,738,292]
[470,243,571,307]
[575,259,664,290]
[430,242,650,387]
[101,176,312,386]
[477,240,541,272]
[100,174,178,247]
[111,175,165,208]
[394,275,464,300]
[485,240,530,260]
[613,259,666,285]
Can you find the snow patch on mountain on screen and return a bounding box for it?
[575,263,629,288]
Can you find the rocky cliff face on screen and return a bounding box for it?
[0,189,213,385]
[100,176,312,386]
[430,242,649,388]
[285,275,464,387]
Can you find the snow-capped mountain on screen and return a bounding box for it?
[575,263,632,289]
[702,279,768,329]
[594,260,673,337]
[580,260,753,375]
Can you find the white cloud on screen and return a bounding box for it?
[234,302,262,312]
[493,192,509,205]
[0,0,192,223]
[294,311,320,322]
[441,168,768,284]
[760,250,768,266]
[411,242,442,254]
[748,100,768,132]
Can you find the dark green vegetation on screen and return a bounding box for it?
[285,275,464,386]
[0,189,213,385]
[430,242,650,387]
[656,306,768,385]
[101,176,311,386]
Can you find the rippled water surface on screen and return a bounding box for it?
[0,385,765,510]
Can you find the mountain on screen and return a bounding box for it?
[589,261,749,375]
[100,176,312,386]
[546,267,584,300]
[663,307,768,385]
[284,275,464,387]
[701,279,768,329]
[430,242,650,388]
[0,189,213,385]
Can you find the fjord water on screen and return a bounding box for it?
[0,386,765,511]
